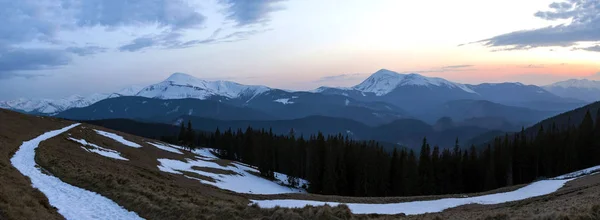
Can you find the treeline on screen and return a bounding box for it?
[165,110,600,197]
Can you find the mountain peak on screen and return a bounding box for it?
[372,69,399,77]
[165,72,199,83]
[353,69,475,95]
[546,78,600,89]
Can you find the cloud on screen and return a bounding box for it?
[580,45,600,52]
[520,64,545,68]
[479,0,600,50]
[66,46,107,56]
[0,47,71,79]
[63,0,206,29]
[0,0,210,76]
[166,28,271,49]
[219,0,285,26]
[118,37,156,52]
[314,73,365,83]
[408,65,477,73]
[442,65,473,69]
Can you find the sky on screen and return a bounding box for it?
[0,0,599,100]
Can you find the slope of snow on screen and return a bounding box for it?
[94,130,142,148]
[157,147,306,194]
[10,124,143,220]
[552,165,600,180]
[136,72,271,100]
[353,69,477,96]
[545,79,600,89]
[252,165,600,215]
[69,137,128,160]
[147,142,184,155]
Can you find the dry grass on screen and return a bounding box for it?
[0,109,69,220]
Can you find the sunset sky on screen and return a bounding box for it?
[0,0,598,100]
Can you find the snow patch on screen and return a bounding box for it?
[157,147,306,194]
[274,98,294,105]
[147,142,184,155]
[10,124,143,220]
[345,99,350,106]
[69,137,128,160]
[252,165,600,215]
[94,129,142,148]
[167,106,180,114]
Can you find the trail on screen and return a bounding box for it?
[10,123,143,220]
[253,166,600,215]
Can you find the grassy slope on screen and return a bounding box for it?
[2,109,600,219]
[0,109,69,220]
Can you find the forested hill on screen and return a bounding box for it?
[524,101,600,137]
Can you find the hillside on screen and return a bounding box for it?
[2,109,600,219]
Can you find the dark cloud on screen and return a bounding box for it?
[62,0,206,29]
[0,0,209,76]
[219,0,285,26]
[314,73,365,83]
[66,46,107,56]
[0,47,71,79]
[479,0,599,50]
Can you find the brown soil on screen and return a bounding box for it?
[2,108,600,220]
[192,166,238,176]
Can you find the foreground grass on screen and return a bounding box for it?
[0,110,69,220]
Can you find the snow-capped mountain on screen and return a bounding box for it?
[315,69,482,112]
[136,73,270,100]
[353,69,477,95]
[543,79,600,102]
[314,69,586,113]
[0,86,143,115]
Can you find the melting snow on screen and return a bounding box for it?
[166,106,180,114]
[147,142,184,155]
[10,124,143,220]
[251,165,600,215]
[69,137,128,160]
[157,147,306,194]
[94,129,142,148]
[274,98,294,105]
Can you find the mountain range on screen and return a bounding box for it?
[2,69,596,142]
[544,79,600,103]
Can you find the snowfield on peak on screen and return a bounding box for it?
[10,124,143,220]
[136,72,271,100]
[353,69,477,96]
[545,79,600,89]
[0,85,143,115]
